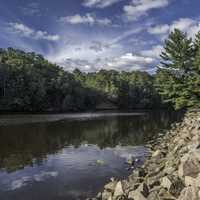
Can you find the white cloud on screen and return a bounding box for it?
[8,23,60,41]
[10,171,58,191]
[148,18,200,38]
[141,45,163,59]
[170,18,195,32]
[58,58,96,72]
[59,13,111,26]
[82,0,122,8]
[124,0,169,21]
[105,53,155,71]
[56,53,155,72]
[148,24,169,35]
[170,18,200,38]
[89,41,110,52]
[111,27,144,44]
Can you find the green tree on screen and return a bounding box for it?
[160,29,194,75]
[157,29,199,109]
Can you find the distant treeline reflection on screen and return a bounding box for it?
[0,111,181,172]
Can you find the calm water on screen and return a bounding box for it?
[0,111,181,200]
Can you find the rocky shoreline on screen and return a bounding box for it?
[88,110,200,200]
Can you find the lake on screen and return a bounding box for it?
[0,111,181,200]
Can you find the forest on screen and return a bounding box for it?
[0,29,199,112]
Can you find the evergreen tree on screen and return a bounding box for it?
[157,29,199,109]
[160,29,194,76]
[191,31,200,108]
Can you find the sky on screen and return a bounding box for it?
[0,0,200,73]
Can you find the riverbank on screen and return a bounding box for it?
[89,110,200,200]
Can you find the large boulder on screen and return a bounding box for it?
[161,175,184,197]
[128,190,147,200]
[147,191,159,200]
[102,191,112,200]
[178,186,199,200]
[104,181,117,192]
[185,173,200,187]
[128,183,149,200]
[178,150,200,178]
[113,181,124,198]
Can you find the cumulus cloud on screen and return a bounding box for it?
[82,0,122,8]
[58,58,96,72]
[124,0,169,21]
[105,53,155,71]
[148,18,200,39]
[8,23,60,41]
[148,24,170,35]
[141,45,163,59]
[59,13,111,26]
[57,53,155,72]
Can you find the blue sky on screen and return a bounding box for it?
[0,0,200,72]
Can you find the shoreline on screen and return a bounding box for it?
[0,112,147,126]
[88,110,200,200]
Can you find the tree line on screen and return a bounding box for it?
[0,28,199,112]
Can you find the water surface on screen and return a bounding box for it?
[0,111,180,200]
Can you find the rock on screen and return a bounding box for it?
[163,167,176,175]
[146,176,160,189]
[104,181,117,192]
[96,192,102,199]
[113,181,124,198]
[152,150,163,159]
[195,173,200,187]
[133,168,147,178]
[128,190,147,200]
[178,186,199,200]
[158,188,177,200]
[147,191,159,200]
[161,175,184,197]
[161,176,172,189]
[178,150,200,178]
[137,183,149,197]
[127,183,149,200]
[184,176,196,187]
[185,173,200,187]
[102,191,112,200]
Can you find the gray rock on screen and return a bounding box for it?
[147,191,159,200]
[161,175,184,197]
[102,191,112,200]
[113,181,124,198]
[132,168,147,178]
[152,150,163,159]
[137,183,149,198]
[128,190,147,200]
[185,173,200,187]
[178,186,199,200]
[178,150,200,178]
[104,181,117,192]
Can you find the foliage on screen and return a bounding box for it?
[0,48,162,112]
[2,28,199,113]
[73,69,162,109]
[0,48,99,112]
[156,29,200,109]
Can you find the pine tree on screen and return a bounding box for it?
[160,29,194,76]
[157,29,198,109]
[191,31,200,108]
